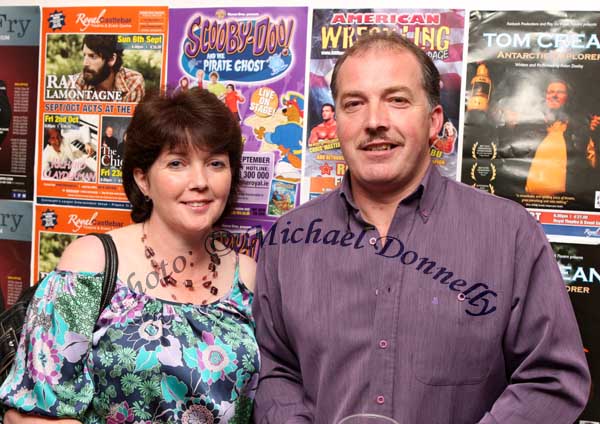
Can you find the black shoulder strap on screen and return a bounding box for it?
[88,233,118,317]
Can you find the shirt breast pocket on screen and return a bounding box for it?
[412,292,501,386]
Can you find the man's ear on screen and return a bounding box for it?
[107,53,117,68]
[133,168,149,196]
[428,104,444,140]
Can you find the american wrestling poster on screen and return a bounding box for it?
[463,11,600,239]
[167,7,308,225]
[0,6,39,201]
[552,241,600,423]
[36,6,167,209]
[305,8,465,200]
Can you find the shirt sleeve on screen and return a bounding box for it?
[252,243,313,424]
[478,214,591,423]
[0,270,103,419]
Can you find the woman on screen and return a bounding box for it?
[0,88,258,423]
[175,76,190,95]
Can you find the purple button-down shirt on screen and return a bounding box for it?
[253,166,590,424]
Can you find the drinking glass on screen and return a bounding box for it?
[337,413,400,424]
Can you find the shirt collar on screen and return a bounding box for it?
[338,164,444,223]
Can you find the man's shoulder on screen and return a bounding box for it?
[119,67,144,82]
[442,176,533,222]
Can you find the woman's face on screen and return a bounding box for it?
[135,143,232,236]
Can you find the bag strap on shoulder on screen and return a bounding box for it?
[88,233,119,317]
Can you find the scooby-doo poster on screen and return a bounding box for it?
[167,7,308,225]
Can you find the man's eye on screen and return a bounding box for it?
[343,100,362,111]
[390,97,408,105]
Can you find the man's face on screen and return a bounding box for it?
[47,128,61,150]
[545,81,568,110]
[321,105,334,121]
[335,48,442,194]
[210,75,217,83]
[82,45,112,86]
[105,126,113,137]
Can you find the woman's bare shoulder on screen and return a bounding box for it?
[237,253,256,292]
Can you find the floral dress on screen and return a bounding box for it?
[0,259,259,423]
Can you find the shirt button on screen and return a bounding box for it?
[379,339,388,349]
[376,395,385,405]
[369,237,377,246]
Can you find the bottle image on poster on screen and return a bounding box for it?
[36,7,168,209]
[552,242,600,423]
[167,7,308,226]
[463,11,600,236]
[0,6,40,201]
[305,9,465,200]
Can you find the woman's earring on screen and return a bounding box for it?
[144,195,151,202]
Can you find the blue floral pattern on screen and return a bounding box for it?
[0,260,259,423]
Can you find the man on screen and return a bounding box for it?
[194,69,204,89]
[224,83,245,121]
[69,34,145,103]
[253,32,590,423]
[41,124,96,181]
[206,71,226,99]
[497,79,598,203]
[101,125,119,164]
[308,103,337,145]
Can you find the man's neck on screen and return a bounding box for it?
[95,72,116,92]
[350,167,428,238]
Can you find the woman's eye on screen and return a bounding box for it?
[167,160,183,168]
[209,160,226,168]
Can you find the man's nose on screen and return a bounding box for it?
[365,101,390,132]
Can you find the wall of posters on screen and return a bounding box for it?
[304,8,465,200]
[168,7,308,227]
[33,204,132,281]
[463,11,600,239]
[0,200,32,309]
[0,6,39,201]
[552,242,600,423]
[36,6,168,209]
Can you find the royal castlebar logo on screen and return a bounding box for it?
[47,10,65,31]
[40,209,58,229]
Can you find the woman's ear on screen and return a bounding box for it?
[133,168,149,196]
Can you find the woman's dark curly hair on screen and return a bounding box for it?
[122,88,242,224]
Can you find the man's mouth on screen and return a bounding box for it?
[361,142,399,152]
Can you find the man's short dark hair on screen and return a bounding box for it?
[122,88,242,224]
[321,103,335,112]
[83,34,123,73]
[330,31,440,109]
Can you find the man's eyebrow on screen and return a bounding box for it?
[340,86,414,99]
